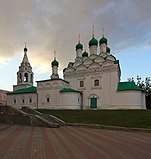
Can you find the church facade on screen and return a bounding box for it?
[7,33,146,109]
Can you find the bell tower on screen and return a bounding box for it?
[13,46,34,91]
[50,51,59,79]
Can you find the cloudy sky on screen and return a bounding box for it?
[0,0,151,91]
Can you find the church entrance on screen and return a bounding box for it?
[90,98,97,108]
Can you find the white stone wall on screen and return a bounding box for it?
[64,60,120,109]
[37,79,82,109]
[89,45,97,55]
[52,66,58,75]
[115,91,146,109]
[60,92,81,109]
[0,91,7,105]
[37,80,64,109]
[65,61,145,110]
[100,43,106,53]
[7,93,38,109]
[76,49,82,58]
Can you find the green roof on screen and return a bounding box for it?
[82,51,89,57]
[114,60,119,64]
[89,37,98,46]
[51,59,59,67]
[7,86,37,95]
[76,42,83,51]
[60,88,81,93]
[99,36,107,45]
[117,82,142,91]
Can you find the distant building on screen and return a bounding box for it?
[7,32,146,109]
[0,89,8,105]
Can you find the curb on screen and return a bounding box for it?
[66,123,151,133]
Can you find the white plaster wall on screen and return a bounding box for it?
[65,65,119,109]
[37,89,60,109]
[115,91,146,109]
[89,45,97,55]
[65,76,78,90]
[100,43,106,53]
[37,79,80,109]
[64,59,146,110]
[37,80,62,109]
[76,49,82,57]
[100,70,119,108]
[60,92,81,109]
[37,86,81,110]
[0,93,7,105]
[7,93,37,109]
[52,66,58,74]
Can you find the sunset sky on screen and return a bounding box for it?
[0,0,151,91]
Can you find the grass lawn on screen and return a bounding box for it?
[37,109,151,129]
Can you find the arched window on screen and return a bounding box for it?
[46,94,50,103]
[80,81,84,87]
[21,96,25,104]
[47,98,50,103]
[13,98,16,104]
[24,73,28,82]
[29,97,32,103]
[94,79,99,86]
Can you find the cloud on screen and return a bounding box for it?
[0,0,151,74]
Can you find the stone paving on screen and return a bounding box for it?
[0,123,151,159]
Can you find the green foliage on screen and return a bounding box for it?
[37,109,151,129]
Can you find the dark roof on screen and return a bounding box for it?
[117,82,142,91]
[60,88,81,93]
[7,86,37,95]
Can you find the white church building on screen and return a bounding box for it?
[7,33,146,110]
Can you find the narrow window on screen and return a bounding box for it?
[24,73,28,82]
[14,99,16,104]
[80,81,84,87]
[29,98,32,103]
[94,79,99,86]
[22,99,25,104]
[19,73,22,81]
[47,98,50,103]
[30,74,33,82]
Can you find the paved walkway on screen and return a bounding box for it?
[0,124,151,159]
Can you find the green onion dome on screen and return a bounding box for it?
[51,59,59,67]
[99,36,107,45]
[106,46,110,53]
[82,51,88,57]
[89,37,98,47]
[76,42,83,51]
